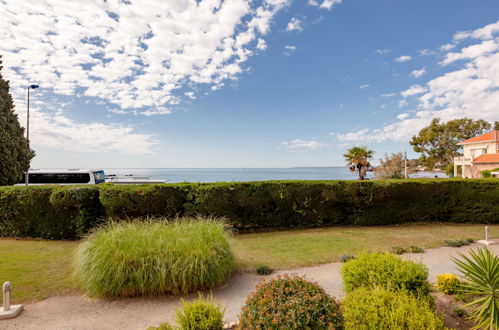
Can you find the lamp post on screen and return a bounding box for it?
[25,84,39,186]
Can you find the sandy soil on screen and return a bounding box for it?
[3,243,498,330]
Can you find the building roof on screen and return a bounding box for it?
[458,130,499,145]
[472,154,499,164]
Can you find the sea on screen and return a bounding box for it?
[102,167,448,183]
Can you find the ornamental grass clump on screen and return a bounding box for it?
[342,287,445,329]
[341,252,430,297]
[238,274,343,329]
[73,217,235,298]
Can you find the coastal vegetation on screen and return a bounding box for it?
[374,152,416,179]
[2,179,499,239]
[343,146,374,180]
[73,218,235,298]
[0,55,34,186]
[2,223,495,304]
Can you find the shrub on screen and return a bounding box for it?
[146,323,174,330]
[453,247,499,329]
[339,253,356,262]
[176,295,224,330]
[444,238,473,247]
[409,245,425,253]
[238,274,343,329]
[255,264,273,275]
[342,287,445,329]
[341,252,430,296]
[436,273,461,294]
[73,217,235,297]
[452,306,468,318]
[391,246,407,255]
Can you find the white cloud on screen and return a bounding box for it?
[359,84,370,90]
[440,43,455,51]
[375,48,391,55]
[0,0,290,154]
[335,21,499,144]
[418,49,434,56]
[394,55,412,63]
[398,99,408,108]
[401,85,426,98]
[410,68,426,78]
[441,39,498,65]
[286,17,303,32]
[284,45,297,55]
[308,0,342,10]
[282,139,330,150]
[380,93,396,97]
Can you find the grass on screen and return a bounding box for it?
[73,218,235,298]
[0,223,496,303]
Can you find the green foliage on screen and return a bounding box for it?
[175,295,224,330]
[342,287,445,329]
[146,323,175,330]
[375,152,415,179]
[452,306,468,318]
[409,245,425,253]
[410,117,491,168]
[340,253,356,262]
[445,163,455,177]
[341,252,430,296]
[72,218,235,298]
[453,247,499,329]
[343,146,374,180]
[444,238,474,247]
[238,274,343,329]
[3,179,499,239]
[255,264,273,275]
[391,246,407,255]
[437,273,461,294]
[482,168,499,179]
[0,55,35,185]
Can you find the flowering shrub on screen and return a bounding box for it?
[437,273,461,294]
[238,274,342,329]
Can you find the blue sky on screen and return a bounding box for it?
[1,0,499,168]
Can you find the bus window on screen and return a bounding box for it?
[93,171,106,184]
[28,173,91,184]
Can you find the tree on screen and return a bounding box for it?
[343,146,374,180]
[374,152,416,179]
[410,118,491,169]
[0,55,34,186]
[494,121,499,130]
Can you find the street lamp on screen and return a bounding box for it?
[25,84,39,186]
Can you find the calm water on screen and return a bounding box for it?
[103,167,447,183]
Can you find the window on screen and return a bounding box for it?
[26,173,91,184]
[93,171,106,184]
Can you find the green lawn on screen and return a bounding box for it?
[0,224,496,303]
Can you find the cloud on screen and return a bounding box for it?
[401,85,426,98]
[286,17,303,32]
[282,139,330,150]
[284,45,297,55]
[335,20,499,144]
[380,93,396,97]
[308,0,342,10]
[375,48,391,55]
[359,84,370,90]
[441,39,498,65]
[0,0,291,154]
[440,43,455,51]
[394,55,412,63]
[410,68,426,78]
[418,49,434,56]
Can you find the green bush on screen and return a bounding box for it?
[146,323,174,330]
[340,253,356,262]
[391,246,407,255]
[176,295,224,330]
[444,238,474,247]
[436,273,461,294]
[73,217,235,298]
[342,287,445,329]
[255,264,273,275]
[341,252,430,296]
[238,274,343,329]
[409,245,425,253]
[2,179,499,239]
[452,306,468,318]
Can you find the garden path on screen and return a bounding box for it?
[3,243,499,330]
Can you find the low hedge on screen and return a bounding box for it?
[1,179,499,239]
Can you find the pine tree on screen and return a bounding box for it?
[0,55,35,185]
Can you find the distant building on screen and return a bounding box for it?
[454,130,499,178]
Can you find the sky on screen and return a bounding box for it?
[1,0,499,168]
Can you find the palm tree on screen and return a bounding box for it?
[343,146,374,180]
[453,247,499,330]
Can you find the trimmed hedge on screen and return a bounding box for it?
[1,179,499,239]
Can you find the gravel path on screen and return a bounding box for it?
[3,242,498,330]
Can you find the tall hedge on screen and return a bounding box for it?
[1,179,499,239]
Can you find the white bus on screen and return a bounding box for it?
[19,169,106,185]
